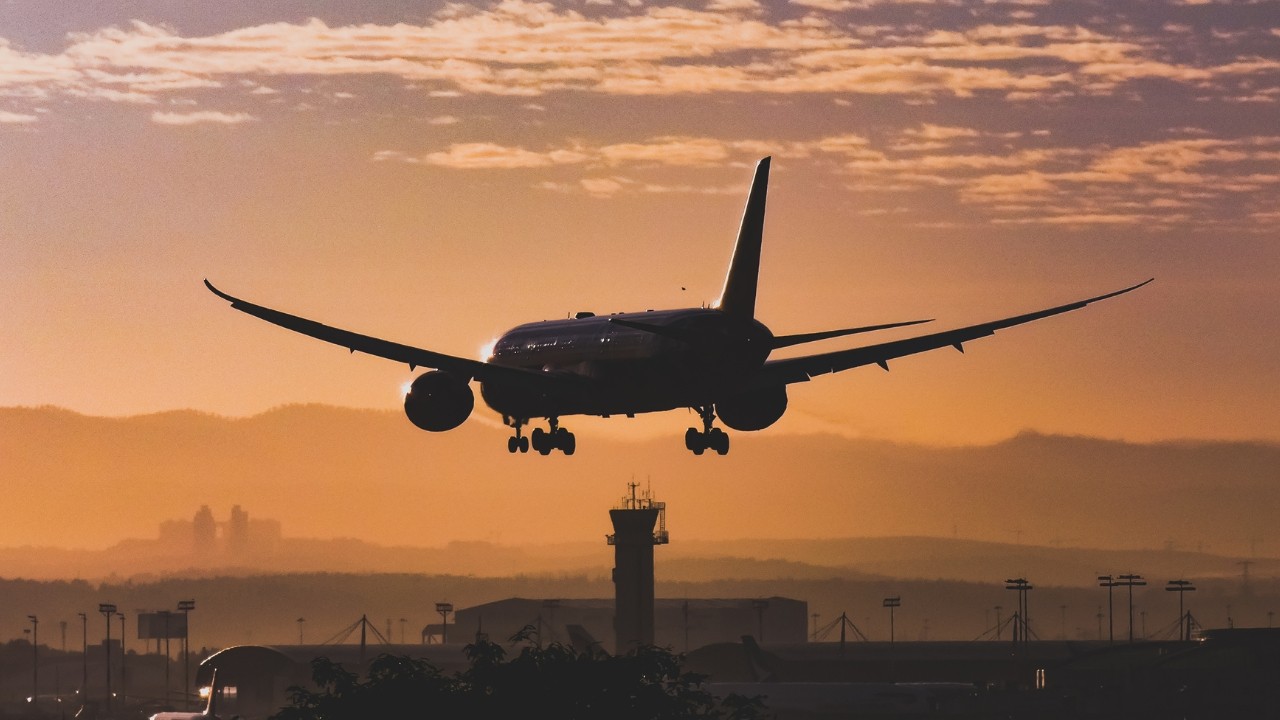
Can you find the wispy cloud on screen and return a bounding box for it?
[150,110,256,125]
[0,0,1273,110]
[0,109,38,123]
[385,131,1280,230]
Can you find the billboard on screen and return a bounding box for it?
[138,612,188,639]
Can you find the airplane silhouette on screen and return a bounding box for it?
[206,157,1150,456]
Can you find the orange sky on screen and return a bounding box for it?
[2,0,1278,448]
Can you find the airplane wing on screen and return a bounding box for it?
[204,280,570,392]
[756,279,1153,385]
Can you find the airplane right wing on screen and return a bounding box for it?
[755,279,1153,386]
[204,280,573,394]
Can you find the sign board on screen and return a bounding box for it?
[138,612,188,639]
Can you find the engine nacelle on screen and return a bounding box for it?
[403,371,474,432]
[716,385,787,431]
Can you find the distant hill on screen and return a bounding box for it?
[2,405,1278,564]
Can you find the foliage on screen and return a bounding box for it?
[272,628,768,720]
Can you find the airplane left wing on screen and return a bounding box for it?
[204,280,570,393]
[756,279,1153,385]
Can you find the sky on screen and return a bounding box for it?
[2,0,1278,447]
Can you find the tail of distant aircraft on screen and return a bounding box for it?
[714,157,770,320]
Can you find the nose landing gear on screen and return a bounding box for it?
[685,406,729,455]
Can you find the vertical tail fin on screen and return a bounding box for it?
[714,157,770,319]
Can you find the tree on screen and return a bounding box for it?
[273,628,767,720]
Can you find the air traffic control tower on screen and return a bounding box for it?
[608,483,669,653]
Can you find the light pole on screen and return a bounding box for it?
[1098,575,1117,644]
[118,612,126,707]
[98,603,116,712]
[179,599,195,710]
[399,618,408,645]
[1116,574,1146,643]
[77,612,87,700]
[297,617,306,644]
[436,603,454,645]
[883,596,901,679]
[28,615,38,704]
[1165,580,1196,641]
[1004,578,1032,648]
[882,597,901,645]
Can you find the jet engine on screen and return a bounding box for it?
[716,386,787,431]
[403,371,474,432]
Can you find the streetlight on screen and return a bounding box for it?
[98,603,117,712]
[297,617,306,644]
[77,612,87,700]
[28,615,38,704]
[179,600,195,710]
[436,603,454,645]
[1098,575,1117,644]
[1165,580,1196,641]
[399,618,408,645]
[1116,574,1147,643]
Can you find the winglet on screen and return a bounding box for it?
[204,278,236,303]
[713,157,770,319]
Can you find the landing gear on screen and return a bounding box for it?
[685,406,729,455]
[530,418,576,456]
[505,417,531,453]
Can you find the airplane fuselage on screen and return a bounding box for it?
[480,308,773,419]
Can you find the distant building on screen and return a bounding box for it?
[445,597,808,654]
[155,505,281,560]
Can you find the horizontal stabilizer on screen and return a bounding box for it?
[771,318,933,350]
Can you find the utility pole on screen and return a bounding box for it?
[1165,580,1196,641]
[1098,575,1118,644]
[1116,574,1146,643]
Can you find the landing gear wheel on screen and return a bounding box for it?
[685,428,701,453]
[507,437,518,454]
[556,429,576,456]
[710,428,729,455]
[519,436,529,453]
[532,427,551,455]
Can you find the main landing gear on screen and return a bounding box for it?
[685,406,729,456]
[506,416,575,456]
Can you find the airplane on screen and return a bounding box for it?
[206,156,1151,456]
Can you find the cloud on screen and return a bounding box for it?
[0,0,1272,108]
[150,110,256,125]
[0,109,38,123]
